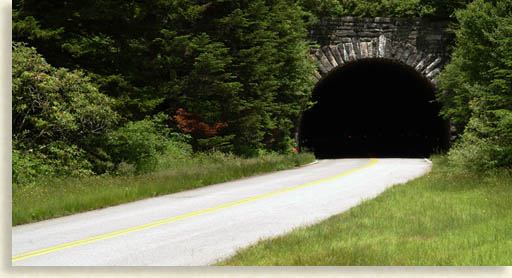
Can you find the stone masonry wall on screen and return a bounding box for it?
[308,17,452,84]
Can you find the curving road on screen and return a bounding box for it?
[12,158,431,266]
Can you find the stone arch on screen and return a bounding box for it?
[297,36,452,157]
[309,35,445,85]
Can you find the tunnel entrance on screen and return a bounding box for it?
[300,58,450,159]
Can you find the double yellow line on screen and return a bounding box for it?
[12,158,378,263]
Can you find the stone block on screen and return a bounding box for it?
[352,40,361,59]
[336,30,357,37]
[320,54,333,72]
[317,62,329,75]
[344,43,357,61]
[415,54,433,72]
[392,43,404,60]
[360,42,368,57]
[426,68,440,80]
[330,45,344,66]
[358,32,379,37]
[367,41,375,58]
[314,71,322,80]
[378,35,386,58]
[425,57,443,74]
[338,44,350,62]
[400,47,411,63]
[374,17,392,23]
[406,52,418,67]
[322,46,338,68]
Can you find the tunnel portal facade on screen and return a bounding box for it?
[299,17,452,158]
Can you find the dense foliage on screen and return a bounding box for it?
[12,0,320,185]
[437,0,512,171]
[12,43,195,183]
[13,0,511,186]
[298,0,469,18]
[13,42,118,182]
[13,0,317,158]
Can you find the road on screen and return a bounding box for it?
[12,158,431,266]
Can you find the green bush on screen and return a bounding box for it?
[12,42,118,148]
[13,148,55,187]
[448,107,512,172]
[12,42,118,182]
[106,115,193,173]
[12,142,95,187]
[106,120,167,173]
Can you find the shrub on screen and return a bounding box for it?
[448,106,512,172]
[12,42,118,148]
[107,120,167,173]
[12,148,55,187]
[12,42,118,179]
[106,115,194,173]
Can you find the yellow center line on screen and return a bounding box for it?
[12,158,378,262]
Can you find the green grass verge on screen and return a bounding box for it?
[12,153,315,226]
[217,156,512,266]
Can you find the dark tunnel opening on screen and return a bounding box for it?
[299,58,450,159]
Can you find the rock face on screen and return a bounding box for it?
[308,17,451,85]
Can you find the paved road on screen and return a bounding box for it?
[12,158,431,266]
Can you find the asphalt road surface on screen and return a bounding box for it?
[12,158,431,266]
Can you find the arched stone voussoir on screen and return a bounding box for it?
[310,48,331,75]
[398,43,417,64]
[311,38,447,87]
[329,45,344,66]
[322,45,338,68]
[378,34,387,58]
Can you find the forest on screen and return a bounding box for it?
[12,0,512,186]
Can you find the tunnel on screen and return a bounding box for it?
[299,58,450,159]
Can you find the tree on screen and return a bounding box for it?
[208,0,317,154]
[13,0,317,156]
[436,0,512,170]
[13,0,173,119]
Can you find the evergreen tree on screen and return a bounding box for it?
[437,0,512,170]
[13,0,317,155]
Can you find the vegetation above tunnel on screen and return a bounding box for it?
[298,0,470,19]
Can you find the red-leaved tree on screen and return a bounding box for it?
[173,108,228,139]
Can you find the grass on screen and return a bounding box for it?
[12,152,315,226]
[217,156,512,266]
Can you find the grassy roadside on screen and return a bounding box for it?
[217,156,512,266]
[12,152,315,226]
